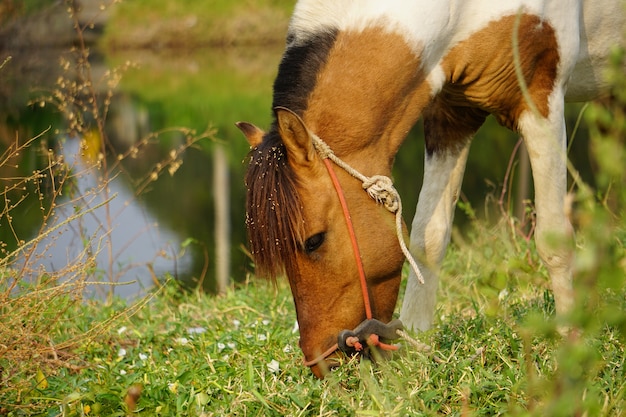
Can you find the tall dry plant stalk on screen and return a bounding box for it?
[0,0,215,403]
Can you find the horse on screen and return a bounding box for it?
[237,0,625,378]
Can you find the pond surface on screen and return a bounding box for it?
[27,137,192,299]
[0,44,595,299]
[1,46,284,298]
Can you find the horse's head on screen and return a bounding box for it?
[239,108,405,377]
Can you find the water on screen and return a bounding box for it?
[29,137,192,299]
[0,46,280,297]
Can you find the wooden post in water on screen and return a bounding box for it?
[213,144,230,294]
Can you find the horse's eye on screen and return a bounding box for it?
[304,232,325,253]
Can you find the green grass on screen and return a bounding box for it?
[2,209,624,416]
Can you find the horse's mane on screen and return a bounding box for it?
[244,29,338,278]
[245,128,304,279]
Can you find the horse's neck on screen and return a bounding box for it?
[300,28,433,173]
[289,0,486,164]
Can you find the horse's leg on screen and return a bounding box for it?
[519,107,575,319]
[400,105,485,332]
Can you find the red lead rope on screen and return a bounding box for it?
[322,158,373,320]
[302,159,399,368]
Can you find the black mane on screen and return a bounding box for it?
[272,29,338,114]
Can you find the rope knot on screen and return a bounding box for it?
[362,175,400,213]
[311,133,425,285]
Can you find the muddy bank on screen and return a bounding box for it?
[0,1,289,53]
[0,1,106,51]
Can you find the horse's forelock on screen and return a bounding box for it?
[245,130,304,279]
[245,28,337,279]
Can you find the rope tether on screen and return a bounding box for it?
[311,134,425,285]
[301,132,425,369]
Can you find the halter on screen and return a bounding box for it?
[302,134,425,368]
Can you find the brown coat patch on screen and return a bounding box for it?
[425,13,560,154]
[439,13,559,131]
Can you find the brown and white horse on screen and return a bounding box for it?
[238,0,625,377]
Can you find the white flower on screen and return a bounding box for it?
[267,359,280,374]
[187,327,207,335]
[117,326,127,335]
[283,344,293,353]
[258,334,267,341]
[262,319,270,326]
[119,369,127,375]
[117,348,127,358]
[233,320,240,329]
[139,353,148,361]
[217,341,235,352]
[176,337,189,345]
[168,382,178,393]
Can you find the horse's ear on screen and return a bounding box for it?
[275,107,316,164]
[236,121,264,147]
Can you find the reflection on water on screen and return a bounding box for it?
[28,137,192,299]
[1,46,282,297]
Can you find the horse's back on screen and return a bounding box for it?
[289,0,625,102]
